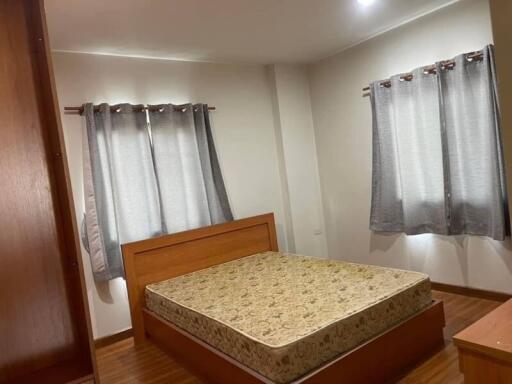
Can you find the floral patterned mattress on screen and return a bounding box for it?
[145,251,431,383]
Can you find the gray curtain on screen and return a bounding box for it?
[83,103,232,281]
[370,45,508,240]
[83,103,163,281]
[148,103,233,233]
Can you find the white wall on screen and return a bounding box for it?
[268,64,328,257]
[309,0,512,294]
[53,52,294,338]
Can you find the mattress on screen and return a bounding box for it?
[145,252,431,383]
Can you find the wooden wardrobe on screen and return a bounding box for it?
[0,0,97,382]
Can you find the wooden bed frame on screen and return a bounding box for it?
[122,213,446,384]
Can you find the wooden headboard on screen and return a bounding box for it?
[122,213,278,342]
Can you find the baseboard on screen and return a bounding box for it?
[431,281,512,302]
[94,328,133,349]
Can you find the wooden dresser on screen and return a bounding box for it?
[0,0,96,382]
[454,299,512,384]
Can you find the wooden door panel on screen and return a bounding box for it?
[0,1,92,380]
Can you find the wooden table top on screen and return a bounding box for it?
[453,299,512,363]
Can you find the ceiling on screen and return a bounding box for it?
[45,0,459,64]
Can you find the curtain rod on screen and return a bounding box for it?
[64,105,217,115]
[362,50,484,97]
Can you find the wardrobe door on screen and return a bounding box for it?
[490,0,512,227]
[0,0,96,382]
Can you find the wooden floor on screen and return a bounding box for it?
[96,290,501,384]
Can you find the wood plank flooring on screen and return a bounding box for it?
[96,290,501,383]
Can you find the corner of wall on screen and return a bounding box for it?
[266,64,296,253]
[268,64,328,257]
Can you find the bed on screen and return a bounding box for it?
[122,213,445,384]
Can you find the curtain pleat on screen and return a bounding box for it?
[83,103,163,281]
[370,45,508,240]
[148,103,233,234]
[437,46,507,239]
[193,104,234,223]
